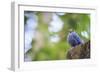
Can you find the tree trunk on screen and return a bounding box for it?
[67,40,90,59]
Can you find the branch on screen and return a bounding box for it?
[66,40,90,59]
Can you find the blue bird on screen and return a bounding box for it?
[67,30,83,47]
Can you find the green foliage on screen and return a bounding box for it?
[24,16,28,25]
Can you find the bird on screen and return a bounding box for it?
[67,29,83,47]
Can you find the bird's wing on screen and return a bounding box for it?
[67,33,77,46]
[72,32,82,44]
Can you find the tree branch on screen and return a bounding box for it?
[66,40,90,59]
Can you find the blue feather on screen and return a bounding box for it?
[67,31,83,47]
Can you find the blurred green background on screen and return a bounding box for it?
[24,11,90,61]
